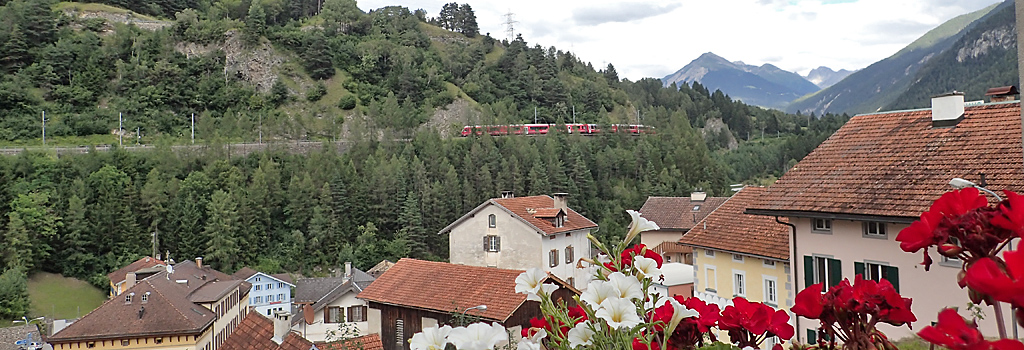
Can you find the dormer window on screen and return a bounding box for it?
[555,215,565,228]
[692,205,701,211]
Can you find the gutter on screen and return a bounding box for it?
[775,216,800,344]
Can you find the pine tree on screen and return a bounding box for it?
[457,4,478,37]
[204,190,240,272]
[0,24,30,73]
[244,0,267,44]
[397,192,428,258]
[603,63,619,85]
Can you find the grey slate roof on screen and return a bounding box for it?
[0,325,40,350]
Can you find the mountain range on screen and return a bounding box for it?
[661,52,821,110]
[663,0,1013,115]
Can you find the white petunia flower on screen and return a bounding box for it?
[664,297,700,335]
[567,321,595,348]
[516,328,546,350]
[580,279,618,307]
[633,256,662,280]
[410,325,452,350]
[624,210,660,244]
[448,322,509,350]
[515,268,548,301]
[607,272,644,301]
[595,297,642,329]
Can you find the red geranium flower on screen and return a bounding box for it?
[930,188,988,218]
[633,336,660,350]
[567,304,588,324]
[621,244,664,269]
[964,249,1024,308]
[719,297,791,348]
[919,308,1024,350]
[993,190,1024,238]
[897,210,944,253]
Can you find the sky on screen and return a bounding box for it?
[356,0,1004,81]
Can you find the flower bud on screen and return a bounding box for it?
[957,270,967,288]
[938,244,963,258]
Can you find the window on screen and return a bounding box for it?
[704,249,715,257]
[125,294,132,303]
[142,293,148,302]
[665,254,672,262]
[266,283,273,290]
[549,250,559,267]
[483,235,501,252]
[555,215,565,228]
[278,293,285,301]
[942,237,962,266]
[254,284,261,291]
[254,296,262,304]
[856,261,900,293]
[863,222,887,239]
[763,259,776,268]
[155,338,163,344]
[733,272,745,297]
[255,277,261,282]
[692,205,701,211]
[567,277,575,288]
[764,277,778,305]
[565,246,574,264]
[278,282,285,288]
[732,254,744,262]
[488,214,496,228]
[121,340,130,346]
[805,255,842,291]
[326,306,343,323]
[347,306,368,322]
[87,343,95,348]
[705,266,717,292]
[812,218,832,233]
[396,320,405,348]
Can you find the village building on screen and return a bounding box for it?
[639,192,729,264]
[108,256,165,298]
[745,93,1024,341]
[441,193,597,289]
[291,263,376,342]
[231,267,296,318]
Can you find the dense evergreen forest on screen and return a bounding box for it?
[0,0,849,318]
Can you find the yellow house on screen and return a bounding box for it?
[678,187,792,345]
[51,258,250,350]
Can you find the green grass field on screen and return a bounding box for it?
[27,272,106,320]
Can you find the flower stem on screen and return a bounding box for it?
[994,300,1009,339]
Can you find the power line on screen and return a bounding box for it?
[503,10,517,42]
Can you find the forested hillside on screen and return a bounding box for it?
[0,0,848,318]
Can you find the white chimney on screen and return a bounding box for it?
[271,310,292,344]
[195,257,203,268]
[931,92,965,127]
[552,193,568,210]
[501,191,514,199]
[690,191,707,202]
[345,262,352,279]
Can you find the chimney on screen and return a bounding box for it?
[986,86,1019,103]
[931,92,965,127]
[552,193,568,210]
[271,310,292,344]
[690,191,707,202]
[501,190,514,199]
[345,262,352,279]
[126,272,137,289]
[195,257,203,268]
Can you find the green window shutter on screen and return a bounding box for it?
[854,262,865,279]
[804,256,814,288]
[884,265,900,293]
[807,329,816,343]
[827,258,842,287]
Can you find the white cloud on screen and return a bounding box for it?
[356,0,1003,80]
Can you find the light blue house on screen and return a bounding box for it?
[233,267,296,317]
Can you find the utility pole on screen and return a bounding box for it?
[503,10,518,42]
[534,107,538,124]
[137,126,141,145]
[119,112,123,146]
[572,105,576,124]
[191,113,195,144]
[259,113,263,144]
[41,111,46,146]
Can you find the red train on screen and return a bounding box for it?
[460,124,653,137]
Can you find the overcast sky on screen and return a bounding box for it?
[356,0,1004,81]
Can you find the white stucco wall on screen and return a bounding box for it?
[293,291,369,342]
[791,217,1020,342]
[246,273,293,318]
[540,228,593,288]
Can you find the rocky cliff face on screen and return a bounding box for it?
[956,25,1015,62]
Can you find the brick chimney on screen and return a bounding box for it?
[931,92,965,127]
[986,86,1019,102]
[552,193,568,210]
[271,310,292,344]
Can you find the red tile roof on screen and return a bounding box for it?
[679,187,791,260]
[639,196,729,231]
[356,259,531,322]
[532,208,563,218]
[220,311,314,350]
[107,256,164,284]
[747,102,1024,219]
[316,334,384,350]
[440,195,597,236]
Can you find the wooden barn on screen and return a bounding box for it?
[357,258,578,350]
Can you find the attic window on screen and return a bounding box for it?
[692,205,701,211]
[142,292,149,302]
[555,215,565,228]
